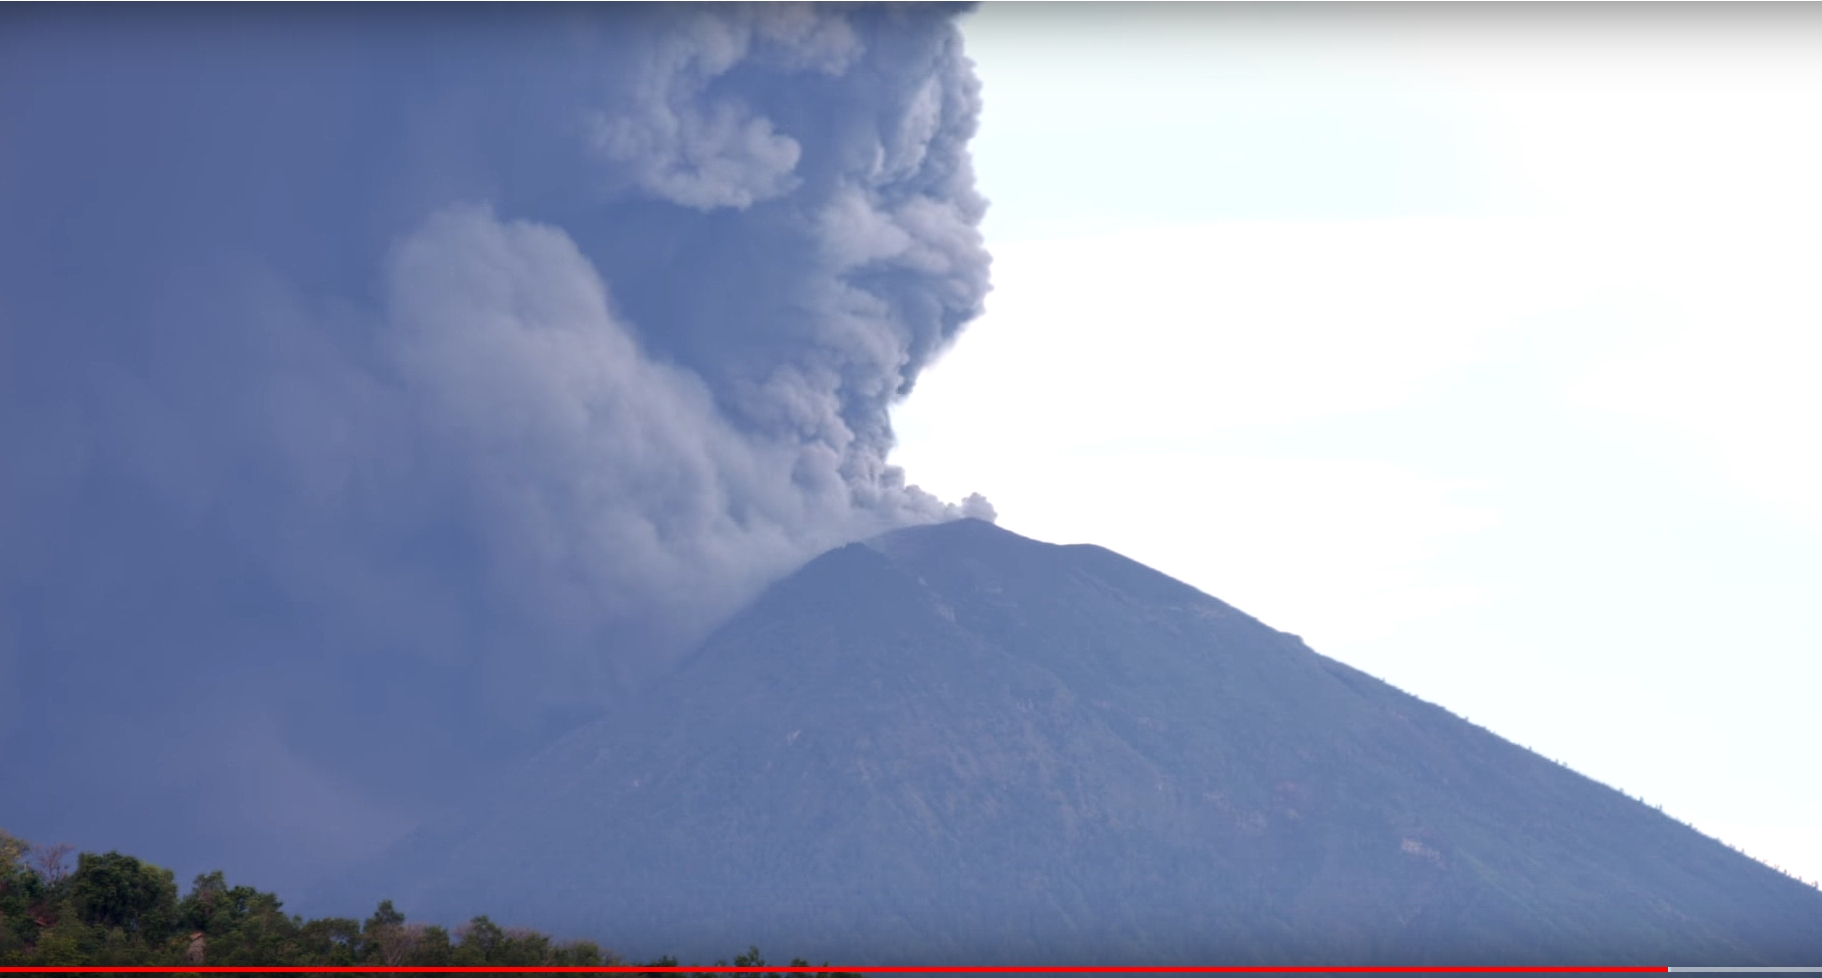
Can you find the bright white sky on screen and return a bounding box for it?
[893,4,1822,886]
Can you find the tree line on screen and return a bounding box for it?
[2,829,860,975]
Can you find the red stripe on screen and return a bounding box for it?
[0,967,1672,974]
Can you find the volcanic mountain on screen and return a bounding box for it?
[344,518,1822,965]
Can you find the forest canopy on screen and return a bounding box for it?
[0,828,858,974]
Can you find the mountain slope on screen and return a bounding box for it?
[347,519,1822,964]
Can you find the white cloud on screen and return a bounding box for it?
[905,219,1549,450]
[1572,315,1822,525]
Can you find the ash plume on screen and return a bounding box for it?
[0,4,991,892]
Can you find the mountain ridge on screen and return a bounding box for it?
[332,518,1822,964]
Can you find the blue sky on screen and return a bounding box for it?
[895,3,1822,886]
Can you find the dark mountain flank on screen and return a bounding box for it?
[349,519,1822,965]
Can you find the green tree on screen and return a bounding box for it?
[68,851,177,944]
[0,832,27,874]
[296,914,363,965]
[451,913,504,964]
[0,830,43,959]
[1,835,846,971]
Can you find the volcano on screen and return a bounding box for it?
[342,519,1822,965]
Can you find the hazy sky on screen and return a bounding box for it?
[896,3,1822,886]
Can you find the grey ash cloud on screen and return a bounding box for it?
[0,3,990,891]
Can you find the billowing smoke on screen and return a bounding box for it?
[0,4,990,894]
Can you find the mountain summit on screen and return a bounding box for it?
[346,519,1822,964]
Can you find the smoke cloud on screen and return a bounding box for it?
[0,4,991,894]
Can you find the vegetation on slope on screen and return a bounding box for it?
[1,828,854,974]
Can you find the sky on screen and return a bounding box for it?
[894,3,1822,886]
